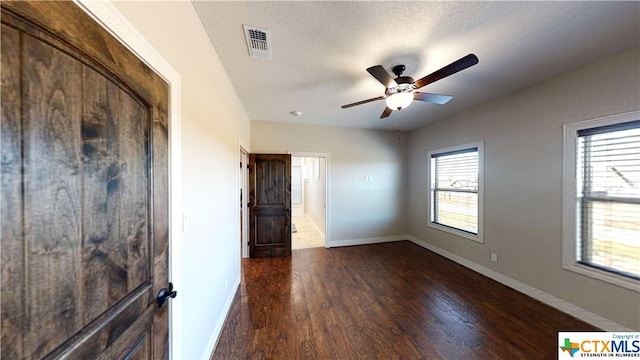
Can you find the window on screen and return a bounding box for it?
[428,141,483,242]
[304,157,320,180]
[563,111,640,291]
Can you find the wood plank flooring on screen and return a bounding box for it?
[211,241,597,359]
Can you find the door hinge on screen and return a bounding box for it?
[240,161,242,168]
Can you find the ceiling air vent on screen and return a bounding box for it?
[243,25,272,60]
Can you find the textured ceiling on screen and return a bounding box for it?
[192,1,639,131]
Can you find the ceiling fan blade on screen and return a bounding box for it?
[366,65,397,89]
[414,54,479,89]
[341,96,385,109]
[414,92,453,105]
[380,106,393,118]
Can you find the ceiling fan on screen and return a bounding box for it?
[341,54,479,118]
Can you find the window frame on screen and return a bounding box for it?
[562,110,640,292]
[427,141,484,243]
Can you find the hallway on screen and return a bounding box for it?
[292,215,325,249]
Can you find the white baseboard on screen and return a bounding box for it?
[407,235,632,331]
[330,235,405,248]
[200,275,242,360]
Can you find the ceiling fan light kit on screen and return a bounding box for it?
[341,54,479,118]
[386,92,414,110]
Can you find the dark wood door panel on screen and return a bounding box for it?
[1,2,170,359]
[82,64,151,322]
[50,286,151,359]
[22,30,85,356]
[19,26,155,359]
[1,23,25,360]
[1,2,169,112]
[150,106,170,360]
[253,212,289,245]
[255,157,288,206]
[249,154,291,258]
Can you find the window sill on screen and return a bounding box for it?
[563,262,640,292]
[427,221,483,243]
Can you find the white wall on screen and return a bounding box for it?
[102,3,638,352]
[408,46,640,330]
[291,157,304,216]
[251,121,407,245]
[305,157,326,234]
[112,2,250,359]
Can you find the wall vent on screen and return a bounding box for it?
[243,25,272,60]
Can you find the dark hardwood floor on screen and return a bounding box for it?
[211,241,597,359]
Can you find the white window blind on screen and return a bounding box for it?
[576,120,640,279]
[430,148,479,234]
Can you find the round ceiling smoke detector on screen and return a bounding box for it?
[290,111,302,116]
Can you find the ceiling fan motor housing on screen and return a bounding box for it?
[386,78,415,97]
[394,76,415,85]
[388,65,415,96]
[390,64,415,88]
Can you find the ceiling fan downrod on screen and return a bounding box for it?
[391,64,415,86]
[392,64,406,77]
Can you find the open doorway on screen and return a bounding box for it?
[240,150,329,256]
[291,154,327,249]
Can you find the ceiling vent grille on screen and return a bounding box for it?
[243,25,272,60]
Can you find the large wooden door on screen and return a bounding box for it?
[248,154,292,257]
[1,2,171,359]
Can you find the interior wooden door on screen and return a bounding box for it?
[1,2,171,359]
[248,154,292,257]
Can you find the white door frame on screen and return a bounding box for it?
[239,146,250,258]
[73,2,183,358]
[288,152,331,248]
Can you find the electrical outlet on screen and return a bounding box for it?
[491,253,498,263]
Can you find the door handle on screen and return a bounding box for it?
[157,282,177,308]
